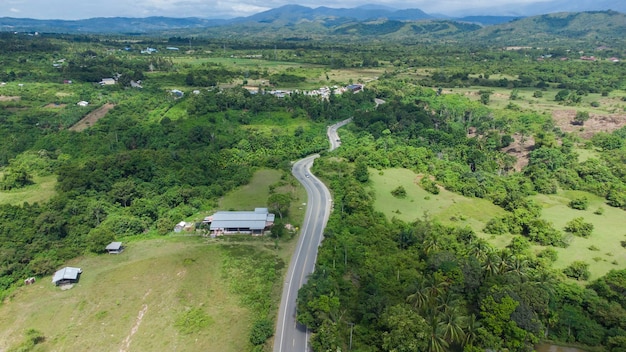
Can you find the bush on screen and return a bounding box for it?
[533,91,543,98]
[391,185,407,198]
[590,101,600,107]
[564,217,594,237]
[174,308,213,335]
[563,261,590,280]
[568,197,589,210]
[593,207,604,215]
[250,319,274,345]
[420,177,439,195]
[537,248,558,262]
[484,216,508,235]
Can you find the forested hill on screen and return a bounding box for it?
[457,10,626,45]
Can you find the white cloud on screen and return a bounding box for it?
[9,8,21,13]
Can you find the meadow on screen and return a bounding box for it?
[369,168,626,281]
[0,174,57,205]
[0,167,307,352]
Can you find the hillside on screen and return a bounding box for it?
[460,10,626,45]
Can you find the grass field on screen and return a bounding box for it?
[0,174,57,205]
[0,237,258,352]
[0,167,310,352]
[369,168,506,234]
[531,190,626,280]
[369,168,626,281]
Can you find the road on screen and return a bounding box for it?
[274,118,351,352]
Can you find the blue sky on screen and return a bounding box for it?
[0,0,586,20]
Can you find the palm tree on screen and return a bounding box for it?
[462,314,481,347]
[482,252,502,277]
[441,307,466,345]
[407,280,430,311]
[427,315,449,352]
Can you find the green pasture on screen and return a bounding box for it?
[0,174,57,205]
[574,148,599,162]
[531,190,626,281]
[369,168,506,234]
[0,237,279,352]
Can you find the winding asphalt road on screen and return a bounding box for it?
[273,118,351,352]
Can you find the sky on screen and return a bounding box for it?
[0,0,562,20]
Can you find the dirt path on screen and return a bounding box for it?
[69,103,116,132]
[119,289,151,352]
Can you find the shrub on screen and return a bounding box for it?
[391,186,407,198]
[588,245,599,251]
[250,319,274,345]
[563,261,590,280]
[564,217,594,237]
[537,248,558,262]
[593,207,604,215]
[568,197,589,210]
[590,101,600,107]
[533,91,543,98]
[420,177,439,195]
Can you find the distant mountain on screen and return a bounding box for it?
[455,10,626,45]
[0,16,228,34]
[447,0,626,16]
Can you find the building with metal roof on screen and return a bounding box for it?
[52,267,82,286]
[105,242,124,254]
[205,208,275,235]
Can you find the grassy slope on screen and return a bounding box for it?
[369,168,506,234]
[531,190,626,280]
[0,174,57,205]
[1,168,307,351]
[370,168,626,281]
[0,238,252,352]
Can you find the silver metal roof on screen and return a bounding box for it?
[52,267,82,283]
[209,209,274,231]
[106,242,123,250]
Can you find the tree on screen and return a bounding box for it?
[563,261,590,280]
[568,197,588,210]
[564,217,594,238]
[573,111,590,125]
[391,186,407,198]
[267,193,291,219]
[381,304,429,352]
[353,159,369,183]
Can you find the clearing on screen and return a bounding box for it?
[0,175,57,205]
[0,238,261,352]
[369,168,505,234]
[552,110,626,138]
[531,190,626,281]
[69,103,116,132]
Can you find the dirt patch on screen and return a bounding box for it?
[55,92,72,97]
[0,96,20,101]
[69,103,115,132]
[44,103,66,108]
[553,110,626,138]
[502,133,536,172]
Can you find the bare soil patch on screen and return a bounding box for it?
[553,110,626,138]
[502,133,536,172]
[69,103,115,132]
[44,103,66,108]
[0,96,20,101]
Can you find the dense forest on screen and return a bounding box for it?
[0,30,625,351]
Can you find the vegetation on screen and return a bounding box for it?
[0,20,625,352]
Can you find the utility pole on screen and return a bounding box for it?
[347,322,354,350]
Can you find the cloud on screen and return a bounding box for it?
[0,0,572,19]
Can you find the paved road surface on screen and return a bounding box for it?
[274,119,351,352]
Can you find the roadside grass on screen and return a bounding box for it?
[0,237,264,352]
[0,174,57,205]
[369,168,506,234]
[531,190,626,281]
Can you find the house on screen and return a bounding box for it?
[346,84,364,93]
[77,101,89,107]
[166,47,179,51]
[52,267,82,286]
[105,242,124,254]
[204,208,275,235]
[170,89,184,98]
[100,78,116,85]
[609,57,620,63]
[130,80,143,88]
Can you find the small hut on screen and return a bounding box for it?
[52,267,82,286]
[105,242,124,254]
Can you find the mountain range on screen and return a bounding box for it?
[0,4,624,46]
